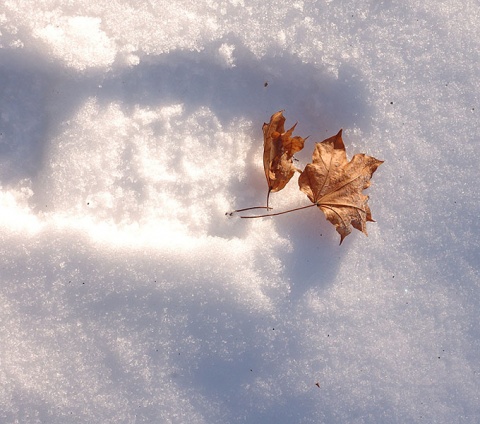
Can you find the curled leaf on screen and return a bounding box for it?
[263,111,306,207]
[298,130,383,244]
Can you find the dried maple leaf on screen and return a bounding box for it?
[263,111,306,207]
[298,130,383,244]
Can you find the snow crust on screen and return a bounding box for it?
[1,1,479,422]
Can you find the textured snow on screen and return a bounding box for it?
[1,1,479,423]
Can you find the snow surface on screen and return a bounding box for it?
[1,1,479,423]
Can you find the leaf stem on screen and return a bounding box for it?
[226,206,272,216]
[240,203,316,218]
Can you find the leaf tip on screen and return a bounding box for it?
[333,129,345,150]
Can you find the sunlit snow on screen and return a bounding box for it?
[1,1,479,423]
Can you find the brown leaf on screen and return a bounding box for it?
[298,130,383,244]
[263,111,306,207]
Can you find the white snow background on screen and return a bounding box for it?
[1,1,479,423]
